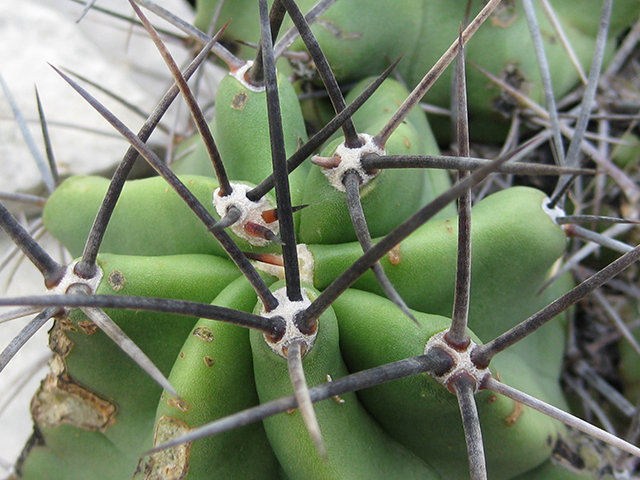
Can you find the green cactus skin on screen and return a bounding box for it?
[195,0,419,78]
[193,0,261,58]
[342,76,455,218]
[16,253,241,479]
[144,275,280,480]
[193,0,638,141]
[173,70,310,205]
[297,122,429,245]
[249,284,440,480]
[42,175,281,259]
[33,177,578,480]
[333,287,571,480]
[11,0,629,476]
[297,76,450,245]
[401,0,614,142]
[309,187,568,345]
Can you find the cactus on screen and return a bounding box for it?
[1,1,640,479]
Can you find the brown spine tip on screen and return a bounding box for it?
[243,252,285,267]
[311,155,341,169]
[261,208,279,224]
[244,222,283,244]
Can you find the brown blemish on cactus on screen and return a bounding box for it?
[108,270,126,292]
[78,320,99,335]
[504,399,524,425]
[490,0,517,27]
[31,354,117,433]
[326,375,345,404]
[192,325,214,342]
[491,64,528,118]
[388,244,401,265]
[49,322,73,357]
[179,351,186,359]
[203,356,215,367]
[332,394,345,404]
[231,92,249,111]
[444,220,454,235]
[167,397,190,413]
[57,317,77,332]
[143,416,191,480]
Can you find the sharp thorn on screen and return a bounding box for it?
[311,155,341,168]
[244,222,284,244]
[243,252,285,267]
[214,205,242,230]
[287,340,328,461]
[261,204,309,223]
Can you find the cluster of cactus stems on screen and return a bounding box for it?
[3,0,640,478]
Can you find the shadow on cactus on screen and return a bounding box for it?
[1,0,640,479]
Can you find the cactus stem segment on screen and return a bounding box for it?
[299,149,515,328]
[247,58,400,202]
[342,170,417,325]
[483,376,640,459]
[52,64,280,308]
[472,243,640,369]
[145,350,454,456]
[374,0,503,148]
[76,32,218,274]
[77,301,180,398]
